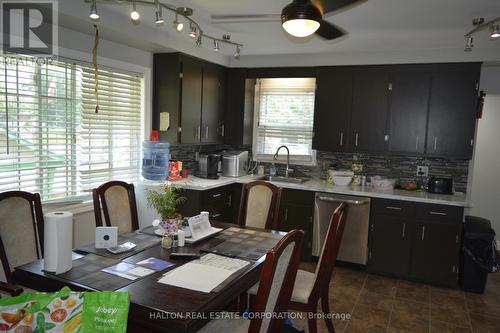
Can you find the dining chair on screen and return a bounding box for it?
[92,181,139,234]
[248,202,348,333]
[198,229,304,333]
[238,181,282,230]
[0,191,45,296]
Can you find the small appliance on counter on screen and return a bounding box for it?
[198,154,219,179]
[222,151,248,177]
[427,176,453,194]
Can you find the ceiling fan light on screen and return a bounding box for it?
[282,19,320,37]
[281,0,322,37]
[490,24,500,39]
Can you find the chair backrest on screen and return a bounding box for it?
[250,229,304,333]
[311,202,349,296]
[92,181,139,234]
[238,181,282,230]
[0,191,44,283]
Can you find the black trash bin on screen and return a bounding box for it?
[461,216,500,293]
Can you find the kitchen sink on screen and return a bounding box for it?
[266,175,307,184]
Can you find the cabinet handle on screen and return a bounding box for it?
[429,211,447,216]
[355,133,359,147]
[227,194,232,207]
[205,126,209,139]
[221,124,225,137]
[285,208,288,222]
[211,213,222,218]
[212,193,222,198]
[416,136,419,150]
[340,132,343,146]
[421,226,425,241]
[434,137,437,151]
[402,223,406,238]
[384,135,389,142]
[386,206,402,211]
[371,224,374,232]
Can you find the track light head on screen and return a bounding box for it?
[189,24,197,38]
[464,35,473,52]
[173,14,183,31]
[234,46,241,59]
[213,40,220,52]
[89,0,99,20]
[130,1,140,22]
[491,24,500,39]
[196,36,202,47]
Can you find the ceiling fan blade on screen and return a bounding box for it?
[312,0,365,14]
[315,20,345,40]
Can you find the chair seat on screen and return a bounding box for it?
[248,269,316,304]
[197,313,250,333]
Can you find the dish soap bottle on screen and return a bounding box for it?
[269,163,277,177]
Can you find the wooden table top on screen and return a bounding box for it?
[13,222,285,333]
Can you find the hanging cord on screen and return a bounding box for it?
[92,24,99,113]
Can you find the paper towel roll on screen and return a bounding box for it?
[44,211,73,274]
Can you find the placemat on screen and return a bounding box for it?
[76,231,160,260]
[203,227,283,261]
[52,254,134,291]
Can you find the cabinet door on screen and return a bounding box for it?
[203,186,232,222]
[279,203,313,261]
[313,67,353,152]
[180,56,203,144]
[201,64,225,143]
[368,215,412,277]
[351,67,390,152]
[411,222,460,287]
[388,71,430,154]
[426,65,480,158]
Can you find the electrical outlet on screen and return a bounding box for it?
[416,166,429,177]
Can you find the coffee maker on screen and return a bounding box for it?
[198,154,219,179]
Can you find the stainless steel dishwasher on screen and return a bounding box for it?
[313,193,371,265]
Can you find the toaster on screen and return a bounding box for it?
[427,177,453,194]
[222,151,248,177]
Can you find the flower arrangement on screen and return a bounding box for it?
[146,185,186,235]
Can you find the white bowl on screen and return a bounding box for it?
[333,175,352,186]
[371,176,396,190]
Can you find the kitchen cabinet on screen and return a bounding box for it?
[278,189,315,261]
[313,67,353,152]
[426,64,480,159]
[368,198,463,287]
[387,68,431,154]
[153,53,226,144]
[178,185,234,222]
[350,67,390,153]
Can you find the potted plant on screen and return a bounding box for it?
[146,185,186,247]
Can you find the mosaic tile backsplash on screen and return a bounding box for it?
[169,144,470,193]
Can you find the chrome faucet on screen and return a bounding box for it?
[273,145,291,177]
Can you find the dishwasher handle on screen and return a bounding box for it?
[316,196,369,206]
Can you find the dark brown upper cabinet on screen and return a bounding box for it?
[350,67,391,153]
[425,64,480,159]
[153,53,225,144]
[313,67,353,152]
[387,67,432,154]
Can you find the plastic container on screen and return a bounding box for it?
[142,141,170,181]
[371,176,397,190]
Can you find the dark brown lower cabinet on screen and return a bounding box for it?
[178,185,235,223]
[278,189,314,261]
[368,199,463,287]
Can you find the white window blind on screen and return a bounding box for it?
[253,77,316,164]
[0,55,143,201]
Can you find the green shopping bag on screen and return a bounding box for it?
[82,291,130,333]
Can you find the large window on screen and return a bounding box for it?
[0,55,143,201]
[253,77,316,164]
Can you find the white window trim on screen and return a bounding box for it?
[251,79,317,167]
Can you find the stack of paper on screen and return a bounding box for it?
[157,254,249,293]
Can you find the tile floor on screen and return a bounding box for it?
[291,263,500,333]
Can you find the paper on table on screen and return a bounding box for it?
[157,254,249,293]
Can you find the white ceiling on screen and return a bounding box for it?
[59,0,500,67]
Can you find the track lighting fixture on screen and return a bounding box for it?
[233,46,240,59]
[189,24,197,38]
[87,0,243,56]
[173,14,183,31]
[89,0,99,20]
[463,16,500,51]
[155,1,164,24]
[130,1,140,22]
[491,24,500,39]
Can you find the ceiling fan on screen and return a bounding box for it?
[210,0,365,40]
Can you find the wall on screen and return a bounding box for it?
[469,96,500,235]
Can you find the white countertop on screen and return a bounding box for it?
[139,175,470,207]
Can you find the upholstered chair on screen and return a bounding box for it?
[238,181,282,230]
[92,181,139,234]
[0,191,45,296]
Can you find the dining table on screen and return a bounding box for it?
[12,222,286,333]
